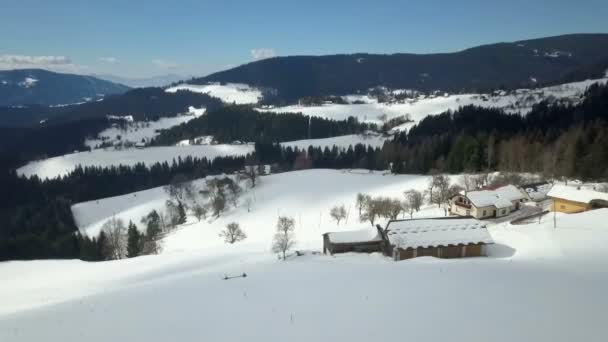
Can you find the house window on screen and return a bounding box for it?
[482,210,486,216]
[501,209,506,215]
[560,205,566,210]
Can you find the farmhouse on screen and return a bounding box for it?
[449,185,527,219]
[521,182,552,202]
[385,218,494,261]
[323,226,388,255]
[547,184,608,213]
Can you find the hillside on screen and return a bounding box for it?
[1,170,607,341]
[192,34,608,101]
[0,69,129,106]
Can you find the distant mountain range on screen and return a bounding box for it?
[191,33,608,101]
[93,73,187,88]
[0,69,130,107]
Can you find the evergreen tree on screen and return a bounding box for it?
[126,221,142,258]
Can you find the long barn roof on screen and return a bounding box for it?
[548,184,608,204]
[386,218,493,249]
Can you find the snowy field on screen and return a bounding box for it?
[259,78,608,130]
[85,107,205,149]
[71,170,445,242]
[1,169,608,341]
[17,144,253,180]
[166,83,262,104]
[280,133,388,150]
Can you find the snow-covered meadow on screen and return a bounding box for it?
[258,78,608,130]
[17,144,254,179]
[166,83,262,104]
[1,169,608,341]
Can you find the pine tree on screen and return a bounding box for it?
[126,221,142,258]
[177,201,187,224]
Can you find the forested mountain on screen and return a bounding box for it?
[192,34,608,102]
[0,87,223,127]
[0,69,130,107]
[0,88,224,165]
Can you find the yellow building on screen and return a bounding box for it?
[547,184,608,213]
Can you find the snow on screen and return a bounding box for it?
[2,169,608,341]
[17,144,253,179]
[176,135,214,146]
[258,78,608,131]
[386,218,493,249]
[280,133,388,150]
[166,83,262,104]
[465,185,526,208]
[326,227,382,244]
[85,113,202,149]
[547,184,608,204]
[18,77,38,88]
[72,170,443,241]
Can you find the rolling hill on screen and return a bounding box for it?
[192,33,608,101]
[0,69,130,106]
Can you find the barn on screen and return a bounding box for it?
[385,217,494,261]
[323,226,389,255]
[547,184,608,213]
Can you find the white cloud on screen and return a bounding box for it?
[0,54,71,66]
[251,48,276,60]
[0,54,90,74]
[152,59,180,69]
[99,57,118,64]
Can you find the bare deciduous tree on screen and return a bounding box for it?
[226,179,242,207]
[329,205,347,226]
[360,196,382,226]
[192,203,207,222]
[356,193,370,218]
[164,174,195,205]
[386,198,403,220]
[402,200,415,219]
[101,217,127,260]
[220,222,247,244]
[272,216,296,260]
[404,190,423,212]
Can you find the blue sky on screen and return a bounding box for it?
[1,0,606,78]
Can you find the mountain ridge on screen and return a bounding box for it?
[0,69,130,106]
[190,33,608,102]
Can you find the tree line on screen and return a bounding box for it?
[152,105,375,145]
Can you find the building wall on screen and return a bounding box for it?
[472,205,499,219]
[393,243,488,261]
[550,198,590,213]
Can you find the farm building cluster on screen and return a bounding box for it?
[323,217,494,261]
[323,182,608,261]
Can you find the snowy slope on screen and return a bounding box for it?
[72,170,443,243]
[17,144,253,179]
[280,133,388,150]
[2,176,608,341]
[85,108,205,149]
[166,83,262,104]
[258,78,608,130]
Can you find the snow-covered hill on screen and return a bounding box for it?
[85,107,206,149]
[258,78,608,130]
[2,169,608,341]
[17,144,253,179]
[166,83,262,104]
[280,133,388,151]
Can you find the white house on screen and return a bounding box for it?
[449,185,528,219]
